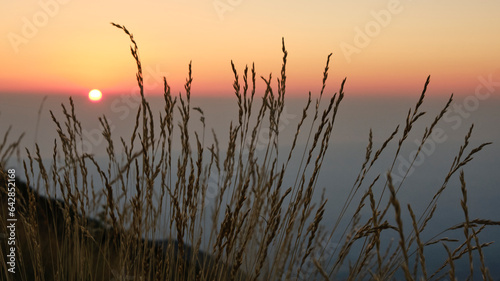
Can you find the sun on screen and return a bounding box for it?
[88,89,102,102]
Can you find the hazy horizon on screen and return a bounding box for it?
[2,91,499,279]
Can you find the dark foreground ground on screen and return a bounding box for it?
[0,170,243,281]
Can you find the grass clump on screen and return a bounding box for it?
[0,23,498,281]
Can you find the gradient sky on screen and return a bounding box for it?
[1,0,499,98]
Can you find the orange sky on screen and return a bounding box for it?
[1,0,499,98]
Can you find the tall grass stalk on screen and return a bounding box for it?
[0,23,498,281]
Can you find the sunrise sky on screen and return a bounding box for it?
[1,0,500,98]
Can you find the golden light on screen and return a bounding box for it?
[88,89,102,102]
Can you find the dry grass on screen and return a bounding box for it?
[0,23,499,280]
